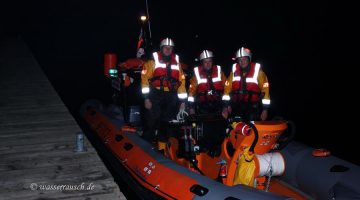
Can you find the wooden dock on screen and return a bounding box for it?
[0,37,126,200]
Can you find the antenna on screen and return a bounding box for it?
[145,0,152,42]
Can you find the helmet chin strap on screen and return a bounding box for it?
[161,51,171,62]
[241,64,250,73]
[203,65,212,72]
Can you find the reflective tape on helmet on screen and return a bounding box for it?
[160,38,175,47]
[188,96,194,102]
[178,93,188,99]
[200,50,214,60]
[236,47,252,59]
[263,82,269,88]
[142,87,150,94]
[262,99,271,105]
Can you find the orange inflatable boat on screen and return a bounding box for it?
[80,100,360,200]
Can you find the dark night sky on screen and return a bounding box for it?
[1,1,358,164]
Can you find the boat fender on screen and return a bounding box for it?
[312,148,331,157]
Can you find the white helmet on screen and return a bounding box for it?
[160,38,175,47]
[199,50,214,60]
[235,47,252,60]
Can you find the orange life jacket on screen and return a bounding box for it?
[150,52,180,90]
[194,65,224,102]
[231,62,262,103]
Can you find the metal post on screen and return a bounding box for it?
[74,132,87,152]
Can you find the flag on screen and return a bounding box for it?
[136,28,146,58]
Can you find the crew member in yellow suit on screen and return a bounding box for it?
[223,47,270,121]
[141,38,187,150]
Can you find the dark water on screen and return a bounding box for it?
[2,1,357,165]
